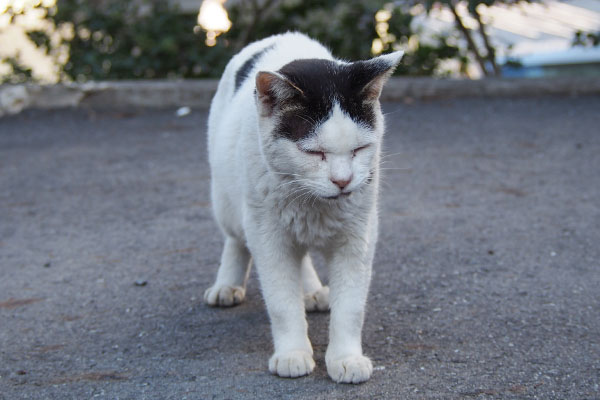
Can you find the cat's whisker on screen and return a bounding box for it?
[379,157,400,162]
[379,179,392,189]
[378,169,404,187]
[275,176,307,182]
[304,188,321,205]
[282,186,310,203]
[305,189,321,203]
[272,171,302,177]
[280,184,307,201]
[276,178,311,190]
[378,157,411,170]
[306,193,318,208]
[287,187,312,206]
[378,165,409,171]
[296,114,316,125]
[311,193,319,208]
[382,107,404,116]
[297,113,318,125]
[301,190,312,207]
[289,191,312,208]
[378,167,412,172]
[378,159,403,166]
[379,151,404,160]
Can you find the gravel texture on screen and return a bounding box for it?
[1,96,599,399]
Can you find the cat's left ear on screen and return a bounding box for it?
[357,51,404,103]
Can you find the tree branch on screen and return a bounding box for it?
[238,0,278,49]
[448,1,489,76]
[472,6,501,76]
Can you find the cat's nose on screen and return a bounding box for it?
[331,177,351,190]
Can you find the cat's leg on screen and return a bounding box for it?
[324,220,377,384]
[204,236,251,307]
[246,230,315,378]
[301,253,329,312]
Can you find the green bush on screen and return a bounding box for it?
[48,0,231,80]
[573,30,600,47]
[225,0,465,76]
[1,0,466,82]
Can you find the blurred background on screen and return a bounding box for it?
[1,0,599,84]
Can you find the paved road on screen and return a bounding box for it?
[1,96,599,399]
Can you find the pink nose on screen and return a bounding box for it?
[331,178,351,189]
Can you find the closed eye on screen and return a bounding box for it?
[303,149,326,161]
[352,145,370,157]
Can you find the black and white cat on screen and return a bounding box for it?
[204,32,402,383]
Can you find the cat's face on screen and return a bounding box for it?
[272,104,379,199]
[255,53,403,199]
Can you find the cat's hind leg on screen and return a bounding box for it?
[301,253,329,312]
[204,237,251,307]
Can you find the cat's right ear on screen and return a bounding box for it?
[255,71,304,117]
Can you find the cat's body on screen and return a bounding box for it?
[205,32,402,383]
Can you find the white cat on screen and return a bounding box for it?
[204,32,402,384]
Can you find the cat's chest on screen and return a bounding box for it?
[275,198,355,247]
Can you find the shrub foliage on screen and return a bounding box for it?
[1,0,466,82]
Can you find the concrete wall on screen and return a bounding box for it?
[1,77,600,116]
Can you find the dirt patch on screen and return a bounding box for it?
[0,298,44,309]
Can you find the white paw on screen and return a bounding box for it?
[269,350,315,378]
[326,354,373,384]
[203,285,245,307]
[304,286,330,312]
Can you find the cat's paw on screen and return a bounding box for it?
[326,354,373,384]
[304,286,330,312]
[203,285,245,307]
[269,350,315,378]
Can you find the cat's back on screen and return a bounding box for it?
[230,32,333,96]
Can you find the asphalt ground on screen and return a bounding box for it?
[1,96,599,399]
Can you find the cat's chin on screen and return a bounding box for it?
[322,192,352,200]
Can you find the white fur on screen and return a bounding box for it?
[205,32,400,383]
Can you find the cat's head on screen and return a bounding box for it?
[255,51,403,199]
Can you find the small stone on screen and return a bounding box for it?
[176,106,191,117]
[134,280,148,287]
[43,262,51,268]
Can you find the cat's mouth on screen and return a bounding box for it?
[323,191,352,200]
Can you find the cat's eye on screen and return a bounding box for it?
[352,145,370,157]
[303,149,326,161]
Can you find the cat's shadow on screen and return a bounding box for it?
[149,281,329,360]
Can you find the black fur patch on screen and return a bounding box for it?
[235,45,274,92]
[273,58,391,142]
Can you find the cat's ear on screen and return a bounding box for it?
[357,51,404,103]
[255,71,304,116]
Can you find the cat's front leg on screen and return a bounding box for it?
[325,231,376,384]
[246,225,315,378]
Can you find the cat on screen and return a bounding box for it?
[204,32,403,384]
